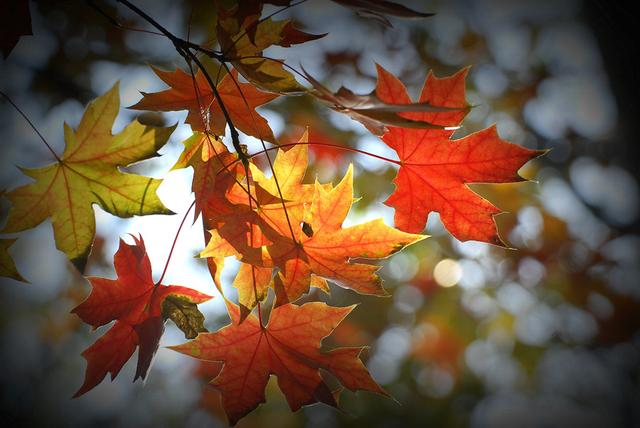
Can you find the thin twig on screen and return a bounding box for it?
[219,61,298,243]
[156,200,195,285]
[0,91,62,162]
[221,0,310,57]
[87,0,164,36]
[217,140,402,175]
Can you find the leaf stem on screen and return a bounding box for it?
[217,140,402,176]
[219,61,298,243]
[0,91,62,162]
[156,200,195,286]
[244,170,264,329]
[87,0,164,36]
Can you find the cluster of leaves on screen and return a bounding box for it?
[0,0,542,425]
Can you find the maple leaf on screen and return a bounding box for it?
[170,301,385,426]
[169,131,241,290]
[375,64,545,245]
[200,138,340,314]
[131,67,278,141]
[260,164,425,306]
[0,238,25,282]
[199,137,318,316]
[303,67,465,136]
[171,131,241,219]
[199,139,423,309]
[1,84,174,270]
[217,2,324,94]
[72,235,212,396]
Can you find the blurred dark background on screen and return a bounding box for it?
[1,1,639,427]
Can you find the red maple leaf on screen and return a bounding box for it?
[375,64,544,245]
[72,235,212,396]
[170,301,385,425]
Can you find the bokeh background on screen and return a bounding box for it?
[1,0,639,427]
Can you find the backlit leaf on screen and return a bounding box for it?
[132,68,278,142]
[1,84,174,270]
[72,235,211,396]
[375,64,545,245]
[170,301,385,425]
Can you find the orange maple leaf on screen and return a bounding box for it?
[200,142,423,309]
[200,137,318,315]
[171,131,260,289]
[72,235,212,396]
[375,64,544,245]
[131,67,278,141]
[171,132,242,220]
[170,301,385,426]
[260,164,425,306]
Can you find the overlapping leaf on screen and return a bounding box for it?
[262,165,424,305]
[72,236,211,396]
[170,301,385,425]
[303,68,466,136]
[1,84,174,270]
[217,1,324,93]
[375,64,544,245]
[199,144,424,308]
[171,131,241,220]
[173,130,267,291]
[132,67,278,141]
[201,136,320,315]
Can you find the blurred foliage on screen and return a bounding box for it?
[1,1,639,427]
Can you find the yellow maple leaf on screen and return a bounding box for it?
[1,84,174,270]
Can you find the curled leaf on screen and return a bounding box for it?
[303,67,466,135]
[331,0,433,27]
[217,2,323,93]
[162,295,209,340]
